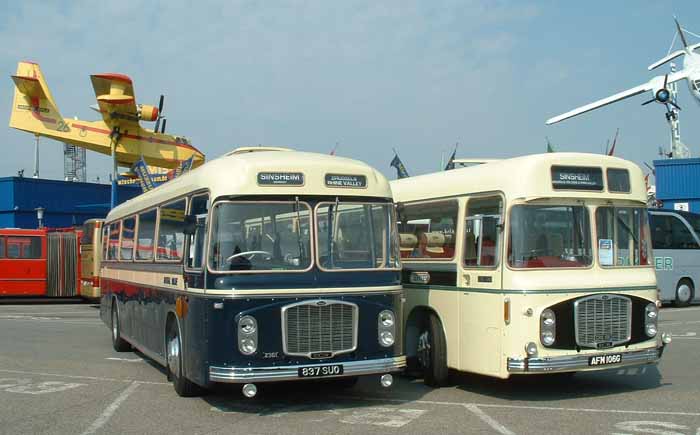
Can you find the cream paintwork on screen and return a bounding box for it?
[393,153,659,378]
[106,148,392,222]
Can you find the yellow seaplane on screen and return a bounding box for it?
[9,61,205,170]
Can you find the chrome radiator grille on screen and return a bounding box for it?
[282,300,358,358]
[574,294,631,348]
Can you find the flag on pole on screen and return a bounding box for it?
[607,129,619,156]
[175,156,194,177]
[390,151,410,179]
[444,144,458,171]
[131,156,155,193]
[546,137,555,153]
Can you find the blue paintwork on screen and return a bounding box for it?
[100,270,403,388]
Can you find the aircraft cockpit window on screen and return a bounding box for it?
[694,80,700,91]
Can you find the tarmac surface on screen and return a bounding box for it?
[0,303,698,435]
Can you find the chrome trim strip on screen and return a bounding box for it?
[507,347,662,373]
[209,356,406,383]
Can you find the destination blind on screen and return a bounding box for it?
[551,166,604,191]
[324,174,367,188]
[257,172,305,186]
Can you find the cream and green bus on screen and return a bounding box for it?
[391,153,671,386]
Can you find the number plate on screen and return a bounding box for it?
[588,353,622,366]
[298,364,344,378]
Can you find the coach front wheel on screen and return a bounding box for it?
[111,303,131,352]
[675,279,694,307]
[166,321,201,397]
[417,312,448,387]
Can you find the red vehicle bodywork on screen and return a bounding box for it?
[0,228,48,296]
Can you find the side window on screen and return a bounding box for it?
[102,225,110,260]
[6,237,42,259]
[0,237,4,258]
[397,200,458,260]
[120,217,136,261]
[158,198,187,261]
[650,214,671,249]
[671,215,699,249]
[108,222,121,261]
[136,209,157,260]
[186,194,209,269]
[464,197,503,267]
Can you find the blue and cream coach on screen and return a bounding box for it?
[99,147,405,397]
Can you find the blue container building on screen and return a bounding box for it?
[0,177,141,229]
[653,158,700,213]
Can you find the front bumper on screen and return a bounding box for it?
[209,356,406,383]
[507,346,664,373]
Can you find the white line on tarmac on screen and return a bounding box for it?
[80,381,140,435]
[465,404,515,435]
[346,396,700,417]
[661,306,700,313]
[0,369,169,385]
[0,311,96,315]
[670,336,700,340]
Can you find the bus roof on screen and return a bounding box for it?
[391,153,647,204]
[106,148,392,222]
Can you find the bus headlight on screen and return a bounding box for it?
[379,310,395,328]
[379,331,395,347]
[378,310,396,347]
[540,308,556,347]
[645,303,658,338]
[238,315,258,355]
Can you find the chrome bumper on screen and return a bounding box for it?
[507,346,663,373]
[209,356,406,384]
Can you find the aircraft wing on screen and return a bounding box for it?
[90,73,140,128]
[546,70,690,125]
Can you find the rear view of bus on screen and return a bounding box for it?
[79,219,103,300]
[392,153,670,385]
[100,148,404,397]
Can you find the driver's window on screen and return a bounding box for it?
[186,194,209,270]
[463,196,502,267]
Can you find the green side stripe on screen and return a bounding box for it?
[402,283,657,294]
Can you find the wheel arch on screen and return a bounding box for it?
[404,305,445,358]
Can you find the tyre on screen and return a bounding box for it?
[111,303,131,352]
[675,279,694,307]
[417,312,448,387]
[166,320,201,397]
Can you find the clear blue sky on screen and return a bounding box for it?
[1,1,700,181]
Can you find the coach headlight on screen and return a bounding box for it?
[645,303,658,338]
[378,310,396,347]
[238,315,258,355]
[540,308,556,347]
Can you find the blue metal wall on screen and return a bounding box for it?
[0,177,141,229]
[654,158,700,213]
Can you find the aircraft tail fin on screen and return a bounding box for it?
[9,61,65,134]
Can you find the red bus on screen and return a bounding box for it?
[0,229,47,296]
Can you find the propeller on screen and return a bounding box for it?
[153,94,167,134]
[641,74,681,112]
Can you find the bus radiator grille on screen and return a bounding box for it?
[574,294,631,349]
[282,301,357,358]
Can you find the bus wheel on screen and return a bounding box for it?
[675,279,694,307]
[166,321,201,397]
[417,312,448,387]
[111,303,131,352]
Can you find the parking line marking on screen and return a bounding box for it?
[465,404,516,435]
[0,369,169,385]
[80,381,140,435]
[347,396,700,417]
